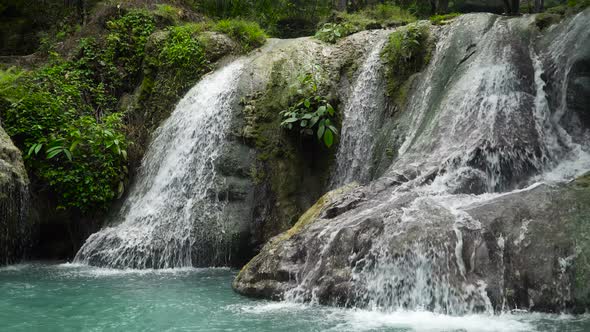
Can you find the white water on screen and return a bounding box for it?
[274,13,590,316]
[330,33,389,188]
[75,60,245,268]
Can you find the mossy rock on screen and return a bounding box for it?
[534,13,563,30]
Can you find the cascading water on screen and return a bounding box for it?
[237,11,590,316]
[75,60,245,268]
[351,13,590,314]
[330,33,389,188]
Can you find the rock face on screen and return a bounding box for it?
[234,11,590,313]
[234,181,590,313]
[220,31,394,264]
[0,124,30,265]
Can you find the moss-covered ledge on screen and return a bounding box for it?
[232,183,358,299]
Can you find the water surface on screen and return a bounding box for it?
[0,263,588,332]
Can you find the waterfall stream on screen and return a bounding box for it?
[75,60,245,268]
[330,33,389,188]
[255,12,590,315]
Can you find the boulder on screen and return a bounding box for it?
[0,124,30,265]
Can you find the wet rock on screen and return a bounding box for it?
[0,125,30,265]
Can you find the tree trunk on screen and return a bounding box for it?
[334,0,347,11]
[503,0,520,15]
[512,0,520,14]
[437,0,449,14]
[534,0,544,12]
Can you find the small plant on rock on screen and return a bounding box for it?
[315,22,357,43]
[280,71,338,148]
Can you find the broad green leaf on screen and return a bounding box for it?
[304,99,311,108]
[70,140,80,152]
[317,124,325,140]
[328,125,338,134]
[301,120,308,127]
[46,146,63,153]
[327,104,335,116]
[323,129,334,148]
[317,106,326,115]
[63,149,73,161]
[47,149,63,159]
[27,144,37,157]
[309,116,320,128]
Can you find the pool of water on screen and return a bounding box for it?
[0,263,588,332]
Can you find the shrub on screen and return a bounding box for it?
[213,19,267,52]
[280,71,338,148]
[365,3,416,24]
[0,63,129,212]
[381,23,432,102]
[315,22,358,43]
[315,4,416,43]
[105,10,156,86]
[160,24,209,74]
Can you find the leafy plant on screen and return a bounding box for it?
[315,22,359,43]
[105,10,156,85]
[280,72,338,148]
[160,24,209,73]
[213,19,267,52]
[381,23,431,100]
[0,39,131,212]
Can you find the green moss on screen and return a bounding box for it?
[534,13,563,30]
[315,5,416,43]
[277,183,358,242]
[546,0,590,15]
[381,23,432,106]
[213,19,266,52]
[429,13,461,26]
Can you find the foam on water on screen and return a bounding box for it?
[329,310,534,332]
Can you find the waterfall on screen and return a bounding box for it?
[237,12,590,315]
[330,33,388,188]
[75,60,245,269]
[351,13,590,313]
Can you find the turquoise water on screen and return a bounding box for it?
[0,263,588,332]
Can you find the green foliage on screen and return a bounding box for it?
[105,10,156,85]
[429,12,461,25]
[381,23,431,102]
[160,24,209,73]
[316,4,416,43]
[545,0,590,14]
[213,19,267,52]
[534,13,562,30]
[315,22,358,43]
[363,3,417,24]
[0,9,160,212]
[0,62,129,212]
[155,4,183,23]
[196,0,332,36]
[280,72,338,148]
